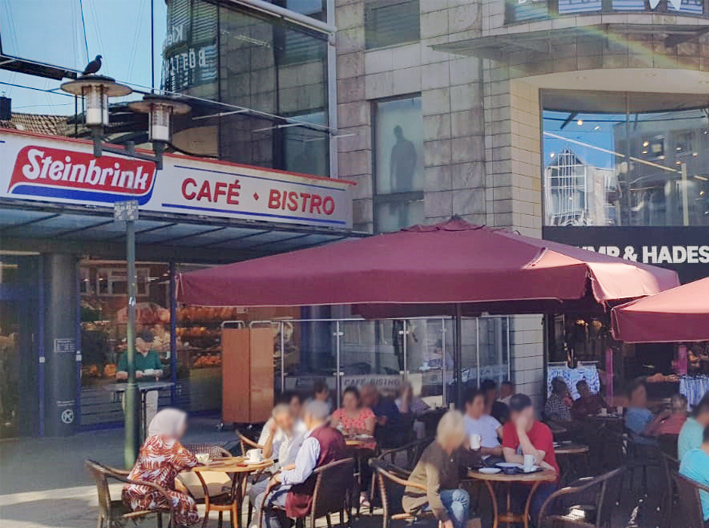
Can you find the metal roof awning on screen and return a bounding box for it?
[0,199,366,261]
[433,24,709,61]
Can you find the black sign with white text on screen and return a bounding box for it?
[543,226,709,284]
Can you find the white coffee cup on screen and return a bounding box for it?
[247,448,263,463]
[195,453,210,464]
[616,406,624,416]
[470,434,482,450]
[523,454,535,470]
[599,407,608,416]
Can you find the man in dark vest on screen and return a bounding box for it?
[254,400,345,528]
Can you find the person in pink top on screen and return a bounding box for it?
[330,386,377,507]
[646,393,688,436]
[331,386,376,438]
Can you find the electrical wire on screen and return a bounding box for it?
[78,0,90,63]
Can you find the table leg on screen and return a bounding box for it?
[522,481,541,528]
[483,481,498,528]
[234,472,248,528]
[141,391,147,441]
[505,482,512,528]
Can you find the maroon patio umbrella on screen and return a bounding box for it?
[178,218,678,314]
[611,276,709,343]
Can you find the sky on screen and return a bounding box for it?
[0,0,167,115]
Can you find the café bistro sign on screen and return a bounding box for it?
[0,130,353,229]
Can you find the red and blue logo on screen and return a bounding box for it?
[8,145,156,205]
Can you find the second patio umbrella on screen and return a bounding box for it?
[611,276,709,343]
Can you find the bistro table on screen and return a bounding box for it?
[344,435,377,516]
[468,467,557,528]
[104,381,175,439]
[555,443,590,485]
[191,457,273,528]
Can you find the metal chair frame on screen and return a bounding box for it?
[538,466,625,528]
[369,458,443,528]
[670,471,709,528]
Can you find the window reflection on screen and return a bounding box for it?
[542,93,709,227]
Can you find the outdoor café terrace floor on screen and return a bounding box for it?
[0,415,661,528]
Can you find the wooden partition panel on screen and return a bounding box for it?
[222,327,274,424]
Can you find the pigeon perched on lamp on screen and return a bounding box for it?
[82,55,103,75]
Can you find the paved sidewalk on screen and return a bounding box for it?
[0,416,241,528]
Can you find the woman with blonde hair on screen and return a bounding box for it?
[122,409,200,526]
[402,411,481,528]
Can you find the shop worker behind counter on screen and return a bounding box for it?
[116,329,164,425]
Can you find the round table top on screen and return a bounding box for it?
[467,467,557,483]
[555,443,590,455]
[345,436,375,447]
[192,457,273,473]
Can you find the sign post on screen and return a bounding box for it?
[115,200,141,467]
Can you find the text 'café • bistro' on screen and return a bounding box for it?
[0,128,357,438]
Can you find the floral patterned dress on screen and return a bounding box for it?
[122,435,199,526]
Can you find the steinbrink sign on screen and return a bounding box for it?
[0,129,354,229]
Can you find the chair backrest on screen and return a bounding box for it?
[671,472,708,528]
[310,458,355,520]
[378,436,433,471]
[183,443,231,459]
[369,458,416,518]
[658,434,679,459]
[538,466,625,528]
[85,460,114,520]
[238,432,263,456]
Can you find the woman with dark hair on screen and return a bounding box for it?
[331,386,376,437]
[331,386,377,508]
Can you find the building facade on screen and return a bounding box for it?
[334,0,709,408]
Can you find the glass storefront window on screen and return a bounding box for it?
[80,261,172,426]
[373,95,425,232]
[542,91,709,227]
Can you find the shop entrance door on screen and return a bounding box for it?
[0,255,40,437]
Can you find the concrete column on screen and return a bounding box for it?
[42,253,78,436]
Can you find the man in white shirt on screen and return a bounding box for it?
[463,388,503,459]
[248,404,307,517]
[258,404,307,465]
[252,401,345,528]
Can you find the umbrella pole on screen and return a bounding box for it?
[454,304,463,409]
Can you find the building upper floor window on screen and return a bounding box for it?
[365,0,420,50]
[373,95,424,232]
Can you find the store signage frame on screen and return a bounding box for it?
[0,129,354,229]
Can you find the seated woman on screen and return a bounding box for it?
[331,386,376,439]
[395,381,430,416]
[403,411,481,528]
[331,386,377,508]
[646,393,688,436]
[122,409,200,527]
[571,379,608,419]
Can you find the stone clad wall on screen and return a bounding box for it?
[336,0,488,233]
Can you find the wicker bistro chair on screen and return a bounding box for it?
[259,458,355,528]
[670,472,709,528]
[369,437,434,507]
[538,466,625,528]
[369,458,444,528]
[238,432,264,456]
[659,452,679,528]
[85,459,175,528]
[179,444,237,528]
[237,432,269,526]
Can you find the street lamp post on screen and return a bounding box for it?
[114,200,141,466]
[61,75,190,465]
